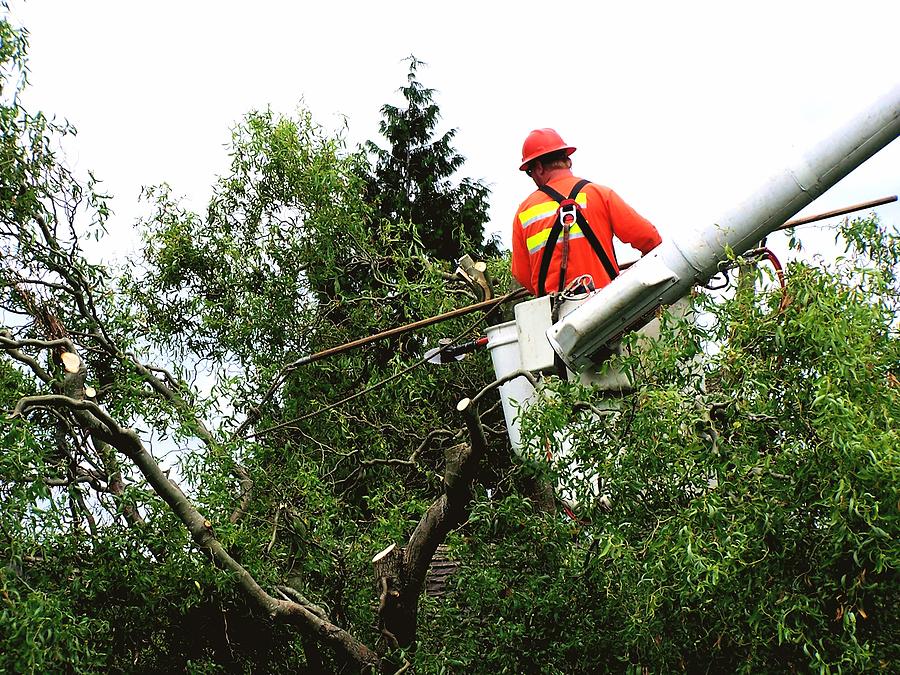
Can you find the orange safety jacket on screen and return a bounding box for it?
[511,173,662,296]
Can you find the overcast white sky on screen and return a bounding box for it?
[10,0,900,262]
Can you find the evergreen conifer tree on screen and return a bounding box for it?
[365,56,500,262]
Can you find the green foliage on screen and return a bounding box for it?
[365,56,499,263]
[2,10,898,671]
[416,216,899,673]
[0,573,107,674]
[116,93,510,671]
[124,107,375,365]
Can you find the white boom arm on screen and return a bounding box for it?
[548,82,900,371]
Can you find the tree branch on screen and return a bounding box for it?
[12,394,122,439]
[228,463,254,525]
[375,395,490,649]
[10,391,380,670]
[471,368,540,406]
[1,334,55,383]
[0,332,75,352]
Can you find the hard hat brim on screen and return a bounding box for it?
[519,145,576,171]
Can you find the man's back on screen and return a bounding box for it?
[511,172,661,296]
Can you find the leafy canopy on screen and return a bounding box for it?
[0,14,897,672]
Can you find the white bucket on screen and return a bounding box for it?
[487,297,695,512]
[486,316,601,509]
[485,320,535,454]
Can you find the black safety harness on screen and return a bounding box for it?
[535,179,619,297]
[534,179,621,378]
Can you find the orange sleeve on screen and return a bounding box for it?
[605,188,662,255]
[510,208,536,295]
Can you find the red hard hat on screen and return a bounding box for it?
[519,128,576,171]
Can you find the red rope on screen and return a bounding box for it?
[761,248,790,312]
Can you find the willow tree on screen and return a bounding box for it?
[2,12,897,674]
[0,15,513,671]
[423,216,899,673]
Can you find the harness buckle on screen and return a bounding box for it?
[559,199,578,226]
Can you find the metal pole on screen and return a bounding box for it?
[615,195,898,271]
[288,289,525,369]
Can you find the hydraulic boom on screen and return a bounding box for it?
[548,82,900,371]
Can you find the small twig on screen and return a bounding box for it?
[250,356,432,439]
[359,428,455,469]
[359,457,417,469]
[265,505,281,554]
[572,401,621,418]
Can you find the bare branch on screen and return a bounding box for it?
[228,463,254,525]
[360,428,455,469]
[2,341,54,383]
[13,394,123,438]
[42,473,106,491]
[471,368,540,406]
[0,331,75,352]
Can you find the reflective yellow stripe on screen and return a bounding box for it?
[518,201,557,228]
[527,223,584,253]
[526,228,551,253]
[518,192,587,228]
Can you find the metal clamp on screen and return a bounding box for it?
[559,200,578,226]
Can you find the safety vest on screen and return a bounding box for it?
[511,177,662,298]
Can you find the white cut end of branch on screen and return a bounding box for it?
[456,397,471,412]
[372,543,396,564]
[474,261,487,273]
[60,351,81,373]
[84,386,97,398]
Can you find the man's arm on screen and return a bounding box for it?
[605,188,662,255]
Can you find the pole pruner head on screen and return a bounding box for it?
[424,337,489,365]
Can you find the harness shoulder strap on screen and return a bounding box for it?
[574,194,619,284]
[535,181,586,296]
[534,180,618,296]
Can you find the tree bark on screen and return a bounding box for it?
[374,396,489,651]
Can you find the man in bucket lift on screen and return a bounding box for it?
[511,128,662,298]
[509,129,665,511]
